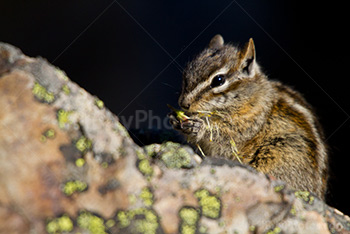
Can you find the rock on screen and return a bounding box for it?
[0,42,349,234]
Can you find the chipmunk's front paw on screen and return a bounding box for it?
[168,112,203,136]
[168,111,182,130]
[180,118,203,135]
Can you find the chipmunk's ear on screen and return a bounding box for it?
[240,38,258,77]
[209,34,224,49]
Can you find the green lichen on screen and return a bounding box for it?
[179,207,200,234]
[309,195,315,204]
[40,135,47,142]
[290,205,297,216]
[77,211,106,234]
[266,226,282,234]
[75,158,86,167]
[46,214,73,233]
[45,129,56,138]
[75,136,92,153]
[114,121,130,138]
[274,184,285,193]
[138,158,154,178]
[117,211,130,228]
[140,187,153,207]
[63,180,87,196]
[199,225,208,233]
[106,219,116,228]
[40,129,56,143]
[32,82,55,104]
[181,225,196,234]
[57,109,73,129]
[56,69,69,81]
[117,208,159,234]
[294,191,311,203]
[136,148,147,160]
[62,84,70,95]
[42,129,55,142]
[195,189,221,219]
[159,142,192,169]
[95,97,104,109]
[162,148,191,169]
[144,144,161,157]
[129,194,137,205]
[249,225,256,232]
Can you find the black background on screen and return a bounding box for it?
[1,1,349,214]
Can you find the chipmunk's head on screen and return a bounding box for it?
[179,35,264,113]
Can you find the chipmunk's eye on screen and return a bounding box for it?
[210,74,226,88]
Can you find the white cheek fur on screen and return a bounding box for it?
[212,81,230,94]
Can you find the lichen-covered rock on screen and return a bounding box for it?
[0,42,350,234]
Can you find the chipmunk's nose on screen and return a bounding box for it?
[178,96,190,111]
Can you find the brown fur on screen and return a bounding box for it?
[169,35,328,199]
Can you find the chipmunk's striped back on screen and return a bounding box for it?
[249,81,328,197]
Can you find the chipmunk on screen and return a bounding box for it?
[169,35,328,199]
